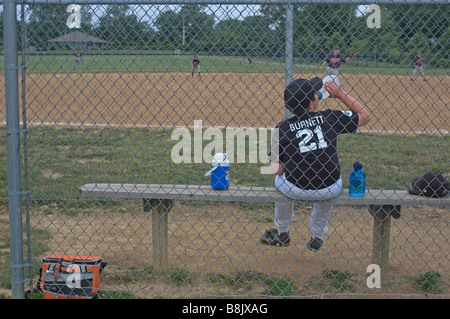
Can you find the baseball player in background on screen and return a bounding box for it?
[261,77,371,251]
[320,46,355,76]
[75,50,83,67]
[411,52,427,81]
[192,54,201,78]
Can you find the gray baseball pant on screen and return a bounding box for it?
[274,173,343,239]
[326,67,339,76]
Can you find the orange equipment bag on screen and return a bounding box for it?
[40,255,107,299]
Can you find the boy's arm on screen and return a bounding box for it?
[324,81,371,127]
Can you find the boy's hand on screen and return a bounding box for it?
[323,80,343,99]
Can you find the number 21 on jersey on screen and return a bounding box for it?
[296,126,328,153]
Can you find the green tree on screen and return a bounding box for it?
[79,6,94,34]
[389,4,449,41]
[27,4,68,48]
[154,5,214,52]
[432,28,450,68]
[96,5,150,49]
[27,4,94,49]
[180,5,215,52]
[213,19,244,53]
[242,15,277,56]
[154,10,181,50]
[261,4,362,59]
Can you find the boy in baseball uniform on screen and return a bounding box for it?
[320,46,355,76]
[261,77,371,251]
[411,52,427,81]
[192,55,201,78]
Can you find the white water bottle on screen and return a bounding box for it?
[320,75,340,99]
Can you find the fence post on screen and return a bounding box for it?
[4,0,25,299]
[284,1,294,119]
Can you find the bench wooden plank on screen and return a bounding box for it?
[79,183,450,207]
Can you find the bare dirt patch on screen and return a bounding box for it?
[24,201,449,298]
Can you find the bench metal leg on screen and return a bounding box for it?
[369,204,400,281]
[143,198,174,275]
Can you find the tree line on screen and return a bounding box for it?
[0,4,448,67]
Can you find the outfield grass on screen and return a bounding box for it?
[0,53,448,76]
[0,126,447,205]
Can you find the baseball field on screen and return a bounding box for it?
[0,70,448,298]
[4,71,447,135]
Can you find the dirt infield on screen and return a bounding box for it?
[1,72,449,135]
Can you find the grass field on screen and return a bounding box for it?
[0,53,448,76]
[0,126,448,205]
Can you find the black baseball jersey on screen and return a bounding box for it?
[270,110,359,189]
[193,58,200,65]
[414,56,423,66]
[326,53,346,69]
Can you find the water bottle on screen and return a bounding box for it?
[319,75,340,99]
[349,161,366,197]
[205,153,230,190]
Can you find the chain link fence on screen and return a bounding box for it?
[1,0,449,299]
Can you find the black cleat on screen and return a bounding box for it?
[260,228,290,247]
[306,236,323,252]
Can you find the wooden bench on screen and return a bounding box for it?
[79,183,449,278]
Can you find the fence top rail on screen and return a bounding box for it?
[1,0,448,5]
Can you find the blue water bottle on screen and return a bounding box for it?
[349,161,366,197]
[205,153,230,190]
